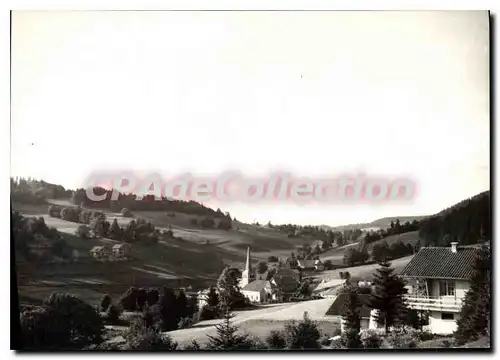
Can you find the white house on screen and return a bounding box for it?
[297,259,324,272]
[112,243,131,258]
[90,246,109,259]
[399,242,482,335]
[325,292,380,333]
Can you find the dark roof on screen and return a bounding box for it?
[399,246,481,280]
[272,272,300,293]
[325,293,372,318]
[242,280,270,292]
[276,268,300,278]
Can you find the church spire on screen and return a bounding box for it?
[245,246,252,273]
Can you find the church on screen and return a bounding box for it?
[239,246,301,303]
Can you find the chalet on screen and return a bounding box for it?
[297,259,324,271]
[325,292,379,333]
[112,243,131,258]
[90,246,109,259]
[197,288,217,309]
[399,242,482,335]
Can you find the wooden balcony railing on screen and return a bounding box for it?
[405,295,463,312]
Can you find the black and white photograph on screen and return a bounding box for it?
[9,9,491,351]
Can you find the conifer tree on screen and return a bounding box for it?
[341,285,362,348]
[369,261,408,333]
[206,305,253,350]
[455,245,491,345]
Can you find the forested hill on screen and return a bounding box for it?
[11,177,232,219]
[418,190,490,247]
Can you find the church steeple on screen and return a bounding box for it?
[240,246,254,288]
[245,246,252,274]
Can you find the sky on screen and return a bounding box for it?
[11,11,490,226]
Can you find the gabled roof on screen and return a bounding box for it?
[242,280,272,292]
[90,246,107,252]
[399,246,481,280]
[325,292,372,318]
[112,243,129,249]
[297,260,316,268]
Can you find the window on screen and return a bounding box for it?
[441,312,454,320]
[439,280,456,296]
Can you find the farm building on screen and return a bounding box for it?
[297,259,324,271]
[112,243,131,258]
[90,246,109,259]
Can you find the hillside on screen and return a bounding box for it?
[13,200,312,305]
[328,215,429,231]
[363,231,421,252]
[418,190,490,246]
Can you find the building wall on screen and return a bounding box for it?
[340,317,371,333]
[242,290,264,303]
[428,311,459,335]
[430,279,470,300]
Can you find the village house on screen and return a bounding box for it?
[196,288,215,309]
[399,242,482,335]
[90,245,109,259]
[325,292,380,333]
[112,243,131,258]
[297,259,324,272]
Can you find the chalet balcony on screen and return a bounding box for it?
[404,295,463,312]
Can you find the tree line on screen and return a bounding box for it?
[71,187,233,219]
[12,211,72,261]
[49,205,163,244]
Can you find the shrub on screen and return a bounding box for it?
[177,317,193,329]
[419,331,434,342]
[341,328,362,349]
[320,335,332,346]
[330,339,343,349]
[48,205,61,218]
[198,305,219,321]
[441,339,453,348]
[20,293,104,350]
[360,329,383,349]
[76,225,90,238]
[382,326,420,349]
[124,315,178,351]
[121,208,133,217]
[106,305,122,324]
[183,340,202,350]
[266,330,287,349]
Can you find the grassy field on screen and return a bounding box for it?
[166,298,339,347]
[310,255,414,282]
[363,231,421,252]
[14,199,415,306]
[13,200,313,304]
